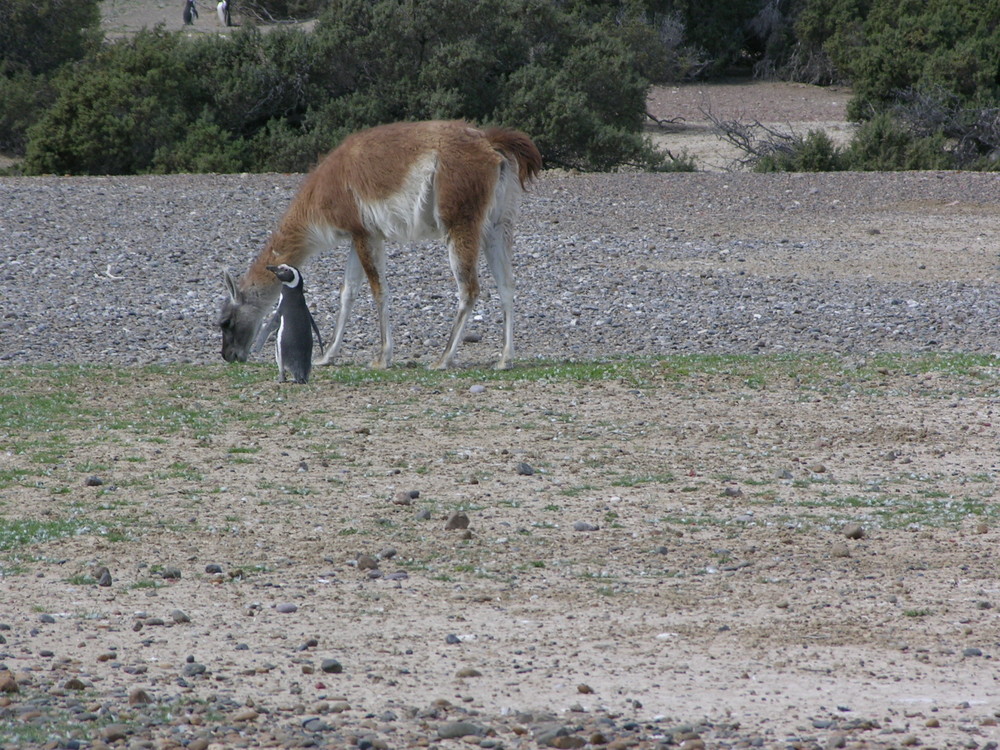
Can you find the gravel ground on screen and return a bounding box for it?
[3,170,1000,367]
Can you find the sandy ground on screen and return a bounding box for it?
[645,80,855,171]
[4,352,1000,750]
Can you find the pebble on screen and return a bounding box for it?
[232,708,259,722]
[321,659,343,674]
[0,672,18,693]
[573,521,599,532]
[275,602,298,613]
[469,384,486,394]
[843,522,865,539]
[101,724,129,742]
[84,475,104,486]
[94,566,113,586]
[170,609,191,623]
[129,687,152,705]
[438,721,484,739]
[205,563,223,574]
[516,462,535,476]
[445,511,470,530]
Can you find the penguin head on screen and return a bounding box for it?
[267,264,303,289]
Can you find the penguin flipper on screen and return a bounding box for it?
[252,312,280,354]
[309,312,326,356]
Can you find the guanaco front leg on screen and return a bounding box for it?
[316,245,364,366]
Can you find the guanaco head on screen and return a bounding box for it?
[219,271,268,362]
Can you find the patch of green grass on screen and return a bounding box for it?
[558,485,599,497]
[0,518,98,551]
[130,578,165,590]
[611,472,675,487]
[790,493,999,529]
[0,468,33,489]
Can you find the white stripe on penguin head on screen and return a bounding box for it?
[275,263,302,289]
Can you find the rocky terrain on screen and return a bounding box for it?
[3,168,1000,367]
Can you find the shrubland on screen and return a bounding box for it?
[2,0,1000,174]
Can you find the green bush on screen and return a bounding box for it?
[495,48,663,171]
[0,0,101,76]
[24,29,196,175]
[23,0,669,174]
[151,114,249,174]
[844,111,952,170]
[755,129,847,172]
[777,0,870,84]
[0,0,102,156]
[839,0,1000,119]
[0,70,50,154]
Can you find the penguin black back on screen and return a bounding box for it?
[266,264,323,384]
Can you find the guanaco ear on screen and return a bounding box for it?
[223,271,241,303]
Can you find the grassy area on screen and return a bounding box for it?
[0,353,998,577]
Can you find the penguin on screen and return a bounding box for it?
[217,0,229,26]
[183,0,198,24]
[258,264,324,384]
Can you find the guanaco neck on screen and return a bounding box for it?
[242,223,309,305]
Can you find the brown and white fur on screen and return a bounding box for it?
[219,120,542,370]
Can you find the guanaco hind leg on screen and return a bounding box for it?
[434,228,482,370]
[482,219,516,370]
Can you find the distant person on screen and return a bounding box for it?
[182,0,198,24]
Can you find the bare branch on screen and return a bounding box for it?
[701,105,799,169]
[645,111,686,128]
